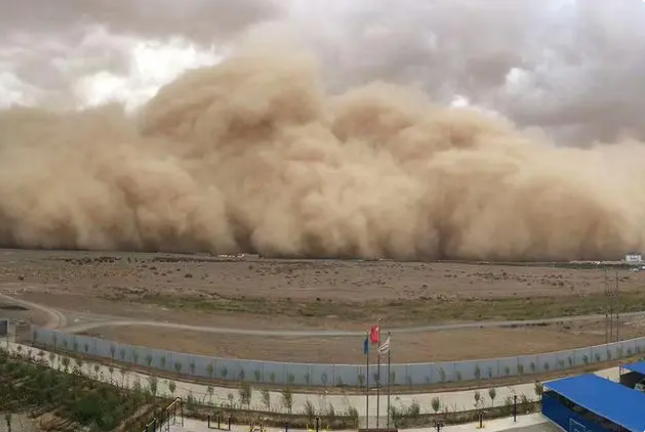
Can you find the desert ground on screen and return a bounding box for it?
[81,318,645,363]
[1,248,644,362]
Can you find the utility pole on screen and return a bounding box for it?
[364,332,370,430]
[604,268,621,344]
[615,270,620,342]
[605,268,612,344]
[604,268,608,344]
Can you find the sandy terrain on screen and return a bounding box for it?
[0,302,50,329]
[1,249,637,303]
[1,249,643,361]
[83,319,644,363]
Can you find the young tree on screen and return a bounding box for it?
[132,377,143,397]
[474,391,481,409]
[303,400,316,423]
[207,385,215,405]
[281,387,294,414]
[238,382,253,411]
[534,381,544,399]
[61,357,71,373]
[261,389,271,411]
[147,375,159,399]
[488,388,497,407]
[119,367,126,388]
[168,380,177,397]
[431,397,441,414]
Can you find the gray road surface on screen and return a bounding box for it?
[502,424,560,432]
[61,310,645,338]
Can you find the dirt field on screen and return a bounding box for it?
[1,248,644,361]
[82,319,645,363]
[0,302,50,329]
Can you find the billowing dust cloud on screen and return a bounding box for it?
[1,30,645,261]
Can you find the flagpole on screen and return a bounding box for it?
[387,331,392,429]
[365,332,370,429]
[376,351,381,429]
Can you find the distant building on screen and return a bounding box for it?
[624,252,642,263]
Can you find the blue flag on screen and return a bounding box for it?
[363,334,369,355]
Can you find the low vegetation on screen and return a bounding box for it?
[0,347,155,432]
[105,288,645,324]
[181,382,540,430]
[1,342,544,431]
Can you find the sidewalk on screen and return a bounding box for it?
[440,413,556,432]
[1,341,619,417]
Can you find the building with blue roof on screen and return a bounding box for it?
[619,361,645,391]
[622,362,645,376]
[543,373,645,432]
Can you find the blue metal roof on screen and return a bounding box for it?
[622,362,645,376]
[544,374,645,432]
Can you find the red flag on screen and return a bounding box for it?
[370,325,380,344]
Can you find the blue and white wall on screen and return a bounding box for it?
[31,327,645,387]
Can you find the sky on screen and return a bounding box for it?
[1,0,645,143]
[2,1,645,260]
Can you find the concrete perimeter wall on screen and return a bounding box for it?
[31,327,645,387]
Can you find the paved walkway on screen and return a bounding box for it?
[1,341,620,419]
[439,414,557,432]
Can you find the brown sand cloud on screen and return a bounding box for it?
[1,28,645,262]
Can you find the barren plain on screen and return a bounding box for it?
[1,248,645,362]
